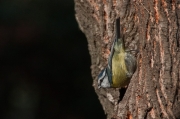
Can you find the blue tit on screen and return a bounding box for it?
[98,18,137,88]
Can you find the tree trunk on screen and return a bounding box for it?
[74,0,180,119]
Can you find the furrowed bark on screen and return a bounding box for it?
[75,0,180,119]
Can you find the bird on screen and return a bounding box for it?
[98,17,137,88]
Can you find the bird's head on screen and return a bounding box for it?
[98,68,111,88]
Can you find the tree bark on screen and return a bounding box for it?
[74,0,180,119]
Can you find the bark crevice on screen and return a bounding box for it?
[75,0,180,118]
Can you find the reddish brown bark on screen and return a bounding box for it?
[75,0,180,119]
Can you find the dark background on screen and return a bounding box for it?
[0,0,105,119]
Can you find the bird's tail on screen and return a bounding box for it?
[114,18,125,53]
[116,17,120,41]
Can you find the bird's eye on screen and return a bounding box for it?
[100,79,103,83]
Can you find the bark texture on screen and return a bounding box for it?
[75,0,180,119]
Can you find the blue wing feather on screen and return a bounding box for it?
[106,18,121,86]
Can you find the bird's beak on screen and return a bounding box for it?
[98,85,101,89]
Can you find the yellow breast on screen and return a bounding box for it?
[111,52,129,88]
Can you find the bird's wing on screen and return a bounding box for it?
[108,18,120,71]
[106,18,121,85]
[124,53,137,78]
